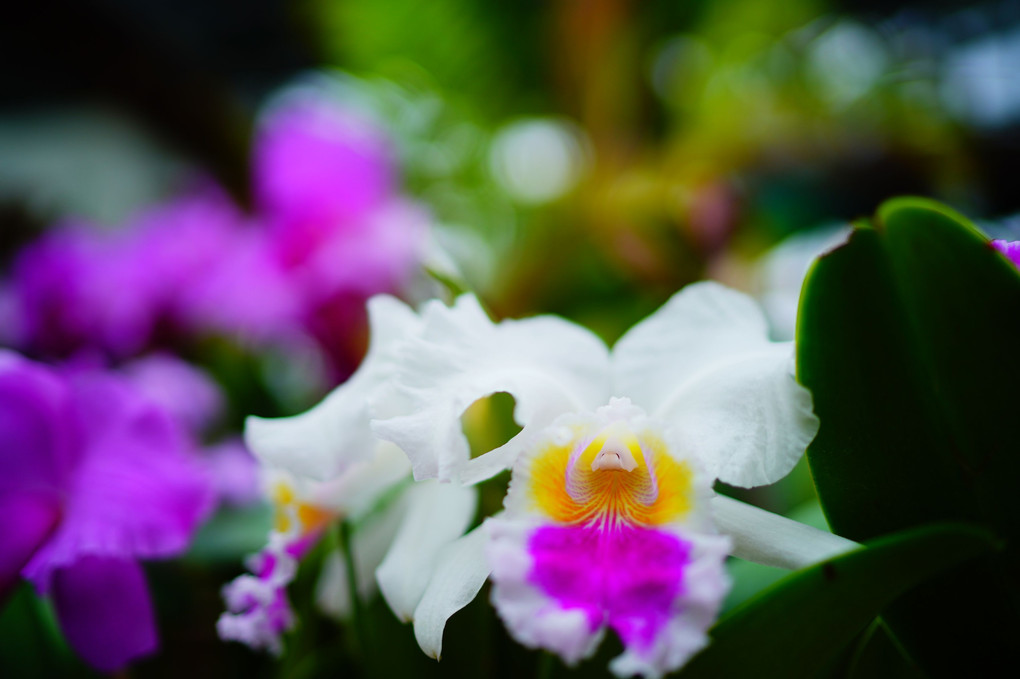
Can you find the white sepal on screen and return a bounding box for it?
[711,495,858,570]
[412,525,491,660]
[372,294,611,483]
[613,282,819,488]
[376,480,477,621]
[244,295,420,481]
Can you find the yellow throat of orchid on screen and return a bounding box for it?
[271,480,335,536]
[526,422,695,529]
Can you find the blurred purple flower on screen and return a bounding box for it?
[0,351,214,671]
[251,92,427,376]
[3,184,282,358]
[121,352,225,434]
[203,439,264,508]
[3,90,427,382]
[991,239,1020,267]
[118,354,263,508]
[128,185,303,343]
[254,94,395,240]
[9,223,160,358]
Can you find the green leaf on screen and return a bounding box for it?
[681,523,995,678]
[312,0,537,119]
[185,504,273,563]
[797,197,1020,674]
[843,620,925,679]
[0,583,88,676]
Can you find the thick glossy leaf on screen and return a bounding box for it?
[797,198,1020,674]
[681,524,995,678]
[843,620,925,679]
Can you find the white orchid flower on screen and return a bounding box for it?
[222,297,478,653]
[241,283,855,677]
[370,282,854,677]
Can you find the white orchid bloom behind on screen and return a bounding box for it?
[222,296,478,654]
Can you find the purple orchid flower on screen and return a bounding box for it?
[0,351,214,671]
[3,184,275,360]
[3,90,427,383]
[131,185,303,344]
[7,222,161,359]
[991,239,1020,267]
[254,92,396,243]
[250,90,428,378]
[118,353,263,508]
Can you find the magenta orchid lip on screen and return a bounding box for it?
[486,402,731,677]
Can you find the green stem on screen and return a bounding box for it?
[338,520,370,664]
[536,651,556,679]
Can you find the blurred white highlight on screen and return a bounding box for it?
[488,118,589,205]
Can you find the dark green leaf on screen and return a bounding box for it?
[843,620,925,679]
[797,198,1020,674]
[681,523,995,678]
[0,583,89,677]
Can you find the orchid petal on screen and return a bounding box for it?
[613,282,818,487]
[301,198,428,299]
[51,557,157,672]
[606,534,731,679]
[0,355,65,591]
[372,294,611,483]
[245,295,420,481]
[218,532,304,655]
[121,353,224,434]
[991,239,1020,268]
[613,282,774,410]
[311,443,411,519]
[412,525,491,660]
[711,495,857,570]
[0,349,74,489]
[656,348,818,487]
[254,90,395,228]
[487,519,605,665]
[376,479,478,621]
[23,372,213,587]
[0,492,60,598]
[203,439,263,508]
[488,518,730,678]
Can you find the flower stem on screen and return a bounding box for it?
[338,520,370,664]
[536,651,556,679]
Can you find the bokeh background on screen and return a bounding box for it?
[2,0,1019,676]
